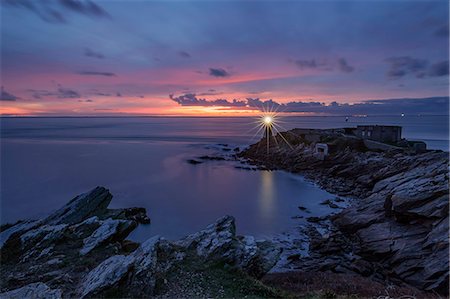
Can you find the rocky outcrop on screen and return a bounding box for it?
[240,129,449,295]
[177,216,281,278]
[81,216,281,297]
[42,186,113,226]
[0,188,280,298]
[0,282,62,299]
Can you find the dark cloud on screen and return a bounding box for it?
[385,56,428,79]
[338,58,354,73]
[1,87,19,101]
[4,0,66,23]
[428,60,449,77]
[57,87,80,98]
[169,93,449,115]
[198,89,223,96]
[435,24,449,37]
[59,0,110,18]
[27,89,53,99]
[292,58,354,73]
[78,99,93,102]
[169,94,246,107]
[4,0,110,24]
[209,68,229,77]
[27,87,80,99]
[84,48,104,59]
[294,59,319,69]
[77,71,116,76]
[178,51,191,58]
[116,92,122,97]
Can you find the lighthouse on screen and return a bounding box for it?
[263,116,273,139]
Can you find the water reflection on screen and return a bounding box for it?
[259,171,277,220]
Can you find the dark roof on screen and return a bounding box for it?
[356,125,402,129]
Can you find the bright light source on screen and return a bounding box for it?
[263,116,273,125]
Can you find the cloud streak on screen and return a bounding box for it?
[1,87,19,101]
[428,60,449,77]
[209,68,230,77]
[178,51,191,58]
[28,86,81,99]
[169,93,449,115]
[292,57,354,73]
[59,0,110,18]
[4,0,110,24]
[84,48,104,59]
[77,71,116,76]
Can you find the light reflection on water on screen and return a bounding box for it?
[259,171,276,221]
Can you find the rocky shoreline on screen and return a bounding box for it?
[0,187,281,298]
[239,128,449,295]
[1,128,447,298]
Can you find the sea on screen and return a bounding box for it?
[1,115,448,241]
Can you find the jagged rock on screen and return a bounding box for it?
[240,129,449,294]
[177,216,281,277]
[103,207,151,224]
[0,220,40,248]
[177,215,236,259]
[80,218,136,255]
[80,254,134,298]
[43,186,112,226]
[79,236,163,298]
[0,282,62,299]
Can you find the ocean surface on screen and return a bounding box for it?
[1,115,448,241]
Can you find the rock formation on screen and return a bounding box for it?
[240,128,449,295]
[0,187,280,298]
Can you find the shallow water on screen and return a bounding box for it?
[1,116,447,241]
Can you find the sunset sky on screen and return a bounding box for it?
[1,0,449,116]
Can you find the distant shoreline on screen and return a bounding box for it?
[1,114,449,119]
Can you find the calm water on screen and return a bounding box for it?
[1,116,448,241]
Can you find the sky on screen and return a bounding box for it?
[0,0,449,116]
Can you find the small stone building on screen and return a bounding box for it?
[314,143,329,160]
[354,125,402,143]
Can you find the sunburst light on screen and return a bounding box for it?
[244,104,293,154]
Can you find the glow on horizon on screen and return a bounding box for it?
[1,1,448,116]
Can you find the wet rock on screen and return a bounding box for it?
[0,282,62,299]
[198,155,226,161]
[306,217,321,223]
[235,166,255,171]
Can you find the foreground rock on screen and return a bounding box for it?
[0,187,280,298]
[240,128,449,295]
[0,282,62,299]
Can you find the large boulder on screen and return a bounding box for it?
[79,236,174,298]
[177,215,281,277]
[79,254,134,298]
[80,218,136,255]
